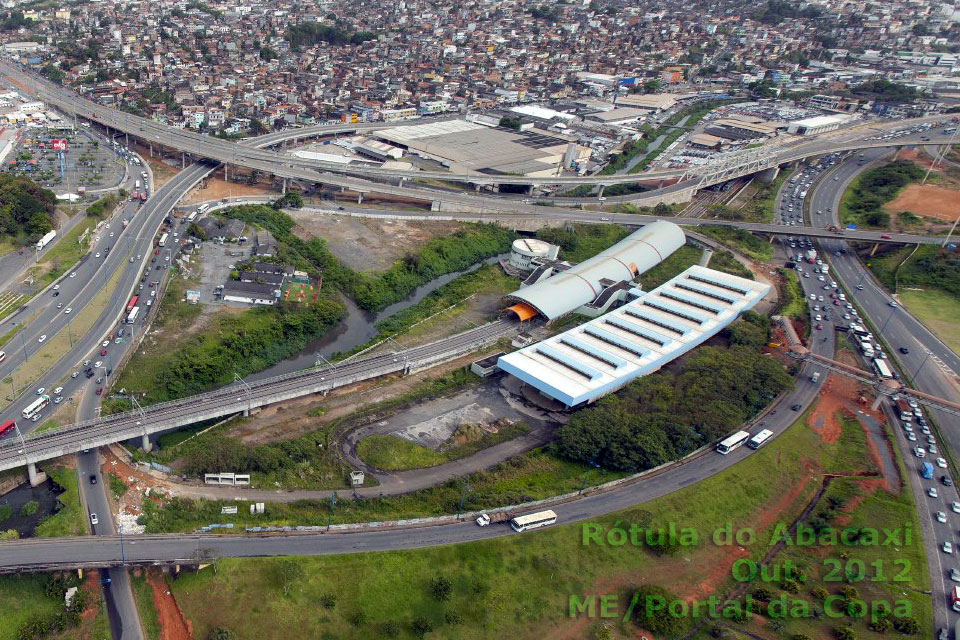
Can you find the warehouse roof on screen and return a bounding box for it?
[503,220,686,321]
[497,265,771,407]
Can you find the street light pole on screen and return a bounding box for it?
[234,372,252,415]
[327,491,337,531]
[579,458,600,495]
[457,482,472,520]
[119,524,125,566]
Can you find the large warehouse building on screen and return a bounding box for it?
[497,265,770,407]
[503,220,686,322]
[372,119,588,177]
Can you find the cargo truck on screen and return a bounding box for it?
[922,462,934,479]
[805,249,817,263]
[35,229,56,251]
[952,586,960,613]
[896,398,913,422]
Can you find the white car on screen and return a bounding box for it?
[53,387,62,395]
[945,541,953,554]
[90,513,98,526]
[36,387,45,395]
[809,293,816,300]
[915,447,926,458]
[109,232,114,237]
[63,308,71,314]
[69,272,76,278]
[951,568,960,582]
[37,335,46,343]
[53,396,62,404]
[953,502,960,514]
[94,361,103,368]
[937,512,948,523]
[476,514,491,527]
[102,341,110,347]
[95,253,100,258]
[929,487,940,498]
[938,458,948,468]
[53,284,59,291]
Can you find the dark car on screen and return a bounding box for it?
[943,475,953,487]
[52,291,59,297]
[791,404,802,411]
[899,347,910,354]
[95,388,103,396]
[89,475,97,485]
[100,349,108,356]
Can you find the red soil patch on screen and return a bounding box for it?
[806,372,865,444]
[886,183,960,221]
[146,570,194,640]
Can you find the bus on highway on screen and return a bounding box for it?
[126,306,140,324]
[873,358,893,379]
[0,420,16,438]
[716,430,750,454]
[22,395,49,420]
[157,233,168,248]
[747,429,774,450]
[510,510,557,532]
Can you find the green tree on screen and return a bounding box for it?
[206,629,238,640]
[430,575,452,601]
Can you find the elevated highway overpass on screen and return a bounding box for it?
[1,61,952,194]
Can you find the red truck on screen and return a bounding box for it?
[126,295,138,313]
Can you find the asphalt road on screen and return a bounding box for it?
[0,161,214,436]
[804,149,960,634]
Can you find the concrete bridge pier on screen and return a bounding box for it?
[141,433,152,452]
[598,185,605,199]
[181,152,186,169]
[756,166,781,184]
[398,177,405,187]
[281,178,288,195]
[27,462,46,487]
[870,394,883,411]
[357,192,364,204]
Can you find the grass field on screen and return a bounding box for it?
[697,226,775,262]
[777,268,806,320]
[131,574,161,640]
[167,408,914,640]
[0,575,63,640]
[707,250,753,279]
[898,288,960,354]
[356,423,530,471]
[34,467,86,538]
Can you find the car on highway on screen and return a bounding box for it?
[36,387,44,395]
[69,272,76,278]
[53,396,62,404]
[102,340,110,347]
[791,404,802,411]
[880,234,892,239]
[53,386,62,395]
[945,542,954,554]
[100,348,107,356]
[95,253,100,258]
[953,502,960,514]
[899,347,909,354]
[53,284,59,291]
[915,447,925,458]
[952,568,960,582]
[907,433,917,441]
[71,371,79,378]
[943,476,953,487]
[37,335,46,343]
[56,303,63,309]
[94,361,102,368]
[63,307,71,314]
[89,475,97,485]
[95,388,103,396]
[90,513,98,526]
[937,512,948,523]
[929,487,939,498]
[855,284,864,290]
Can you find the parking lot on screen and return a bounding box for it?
[5,127,125,190]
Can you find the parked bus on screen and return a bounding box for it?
[125,306,140,324]
[126,295,138,313]
[0,420,15,438]
[747,429,774,450]
[186,211,198,223]
[22,395,49,420]
[157,232,168,248]
[197,203,211,214]
[873,358,893,379]
[510,510,558,533]
[716,430,751,454]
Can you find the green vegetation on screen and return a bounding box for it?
[357,422,531,471]
[753,0,820,24]
[115,298,343,404]
[555,313,792,471]
[898,288,960,354]
[109,472,127,499]
[139,447,627,533]
[708,249,753,279]
[0,574,85,640]
[498,116,521,130]
[849,78,918,104]
[839,161,924,228]
[535,224,630,262]
[0,173,56,246]
[698,226,775,261]
[130,574,161,640]
[34,467,85,537]
[284,21,376,50]
[35,217,95,286]
[778,267,806,320]
[18,500,38,516]
[338,265,519,359]
[168,401,902,640]
[638,244,701,289]
[223,205,515,312]
[84,192,120,219]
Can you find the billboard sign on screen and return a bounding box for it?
[51,139,67,151]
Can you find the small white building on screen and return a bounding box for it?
[509,238,559,271]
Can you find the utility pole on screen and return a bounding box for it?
[327,491,337,531]
[457,482,472,520]
[579,458,600,495]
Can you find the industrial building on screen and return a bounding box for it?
[503,220,686,322]
[372,119,588,177]
[787,114,853,135]
[497,265,770,407]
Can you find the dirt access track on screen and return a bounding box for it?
[886,183,960,221]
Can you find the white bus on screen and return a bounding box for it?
[510,509,558,532]
[873,358,893,379]
[197,203,210,214]
[22,395,49,420]
[186,211,198,223]
[716,430,750,454]
[747,429,774,450]
[125,306,140,324]
[157,232,168,248]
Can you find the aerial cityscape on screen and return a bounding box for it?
[0,0,952,639]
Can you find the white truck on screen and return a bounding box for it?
[35,229,56,251]
[810,372,820,383]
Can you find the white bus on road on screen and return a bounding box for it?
[22,395,49,420]
[873,358,892,379]
[510,510,558,533]
[716,430,750,454]
[747,429,774,450]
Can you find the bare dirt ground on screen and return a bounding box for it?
[805,371,862,444]
[128,142,180,189]
[886,183,960,221]
[146,569,194,640]
[286,212,466,272]
[225,348,500,446]
[182,173,275,204]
